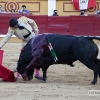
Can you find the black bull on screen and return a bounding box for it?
[17,34,100,85]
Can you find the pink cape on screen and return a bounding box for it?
[0,64,16,82]
[0,50,16,82]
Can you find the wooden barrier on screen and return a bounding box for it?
[0,14,100,36]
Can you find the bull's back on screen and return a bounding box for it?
[46,34,75,49]
[72,37,98,60]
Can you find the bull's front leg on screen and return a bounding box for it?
[42,66,49,82]
[42,69,47,82]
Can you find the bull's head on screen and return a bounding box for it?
[16,38,34,80]
[17,62,25,74]
[17,62,34,80]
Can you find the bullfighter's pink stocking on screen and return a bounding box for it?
[35,68,41,77]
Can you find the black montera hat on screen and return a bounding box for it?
[9,18,18,27]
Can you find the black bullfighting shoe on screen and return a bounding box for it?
[35,75,43,80]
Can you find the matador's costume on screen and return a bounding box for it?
[0,16,39,48]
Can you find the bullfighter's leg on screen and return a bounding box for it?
[81,60,99,85]
[34,68,43,80]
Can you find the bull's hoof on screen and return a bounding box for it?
[41,79,46,83]
[69,64,74,67]
[35,75,43,81]
[91,81,97,85]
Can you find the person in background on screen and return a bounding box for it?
[95,10,100,14]
[18,5,30,14]
[53,10,59,16]
[80,10,87,16]
[0,16,42,80]
[10,9,15,13]
[0,5,6,13]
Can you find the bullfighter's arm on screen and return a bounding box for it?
[25,16,39,35]
[0,27,14,48]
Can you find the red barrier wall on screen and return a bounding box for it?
[0,14,100,36]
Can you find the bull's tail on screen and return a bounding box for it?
[94,58,100,78]
[85,36,100,41]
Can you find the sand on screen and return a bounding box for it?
[0,43,100,100]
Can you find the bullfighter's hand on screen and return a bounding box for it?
[22,72,28,81]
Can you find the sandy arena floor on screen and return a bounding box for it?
[0,43,100,100]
